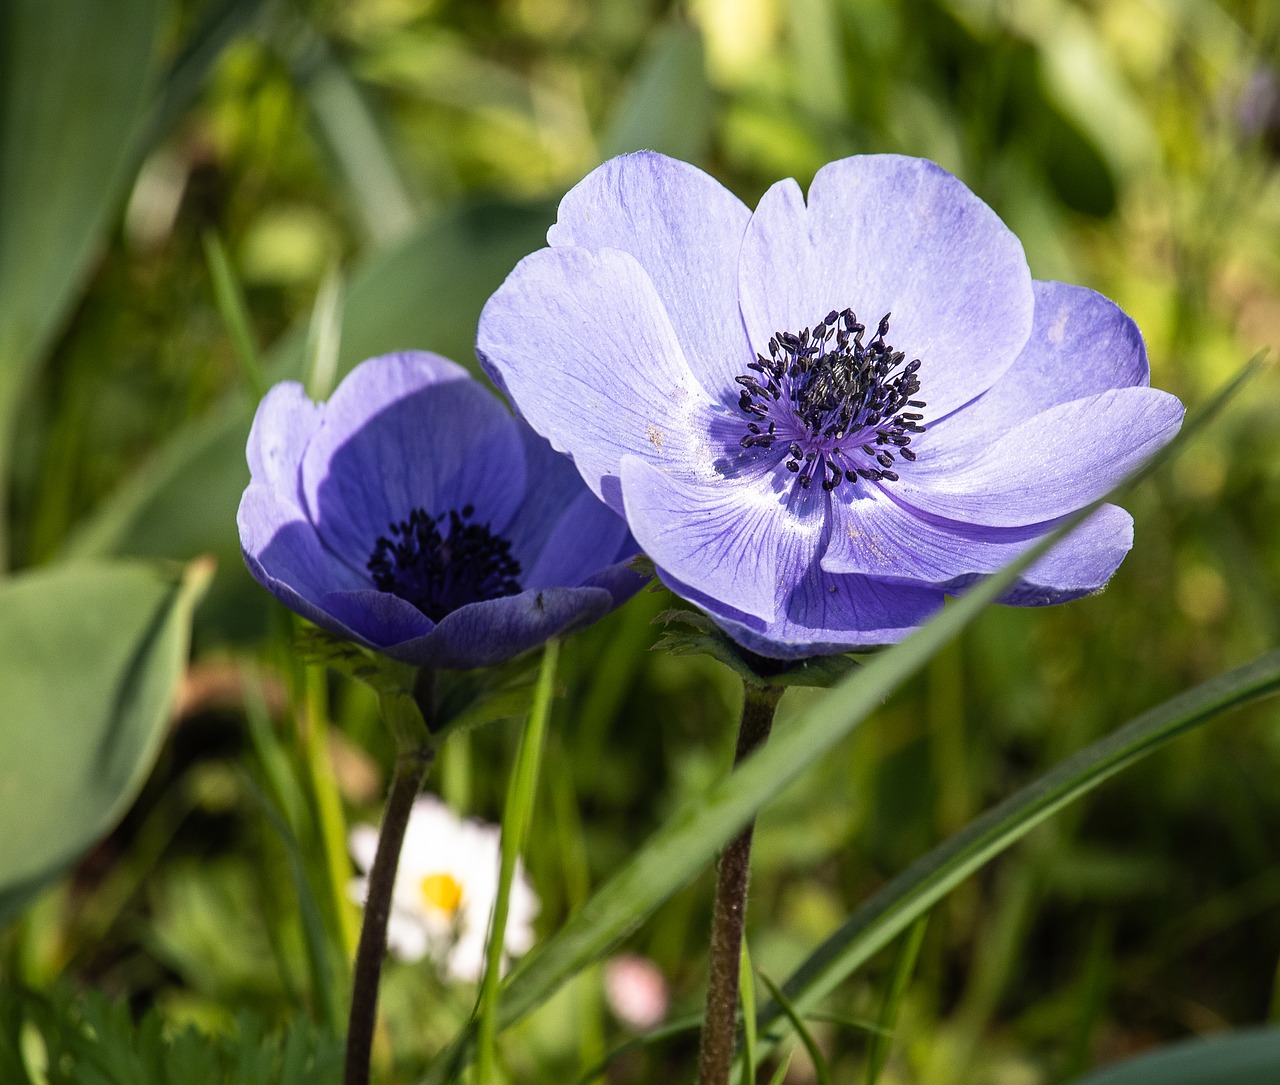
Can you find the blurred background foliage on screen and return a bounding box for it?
[3,0,1280,1082]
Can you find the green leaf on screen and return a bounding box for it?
[1067,1029,1280,1084]
[864,915,928,1085]
[751,649,1280,1055]
[755,972,830,1085]
[0,557,211,925]
[0,0,166,564]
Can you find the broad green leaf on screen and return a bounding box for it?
[1068,1029,1280,1085]
[751,648,1280,1054]
[0,558,211,926]
[0,0,166,563]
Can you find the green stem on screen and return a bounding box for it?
[343,671,437,1085]
[696,683,783,1085]
[475,639,560,1085]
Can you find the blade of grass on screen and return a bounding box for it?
[241,774,340,1033]
[864,914,928,1085]
[475,639,560,1085]
[751,648,1280,1057]
[304,265,343,401]
[740,942,758,1085]
[764,1050,794,1085]
[756,972,831,1085]
[570,1015,704,1085]
[203,230,265,400]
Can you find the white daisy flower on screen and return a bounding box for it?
[348,794,539,983]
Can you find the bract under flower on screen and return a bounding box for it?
[238,351,642,669]
[477,152,1185,659]
[348,795,538,982]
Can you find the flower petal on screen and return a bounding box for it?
[891,387,1184,526]
[508,423,638,592]
[994,504,1134,605]
[247,381,322,503]
[548,151,754,402]
[822,489,1133,594]
[620,454,827,622]
[477,245,719,512]
[659,565,944,660]
[237,483,370,640]
[301,351,526,571]
[389,587,616,669]
[917,281,1150,471]
[736,155,1034,420]
[319,588,436,654]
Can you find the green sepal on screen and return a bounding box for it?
[292,625,416,695]
[433,656,543,739]
[652,609,858,690]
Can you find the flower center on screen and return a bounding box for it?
[735,310,925,491]
[420,872,464,915]
[367,505,522,622]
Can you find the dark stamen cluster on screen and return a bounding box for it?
[367,505,522,622]
[736,309,925,491]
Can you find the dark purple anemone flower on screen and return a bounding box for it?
[477,152,1185,660]
[237,351,642,669]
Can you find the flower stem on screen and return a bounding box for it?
[343,671,437,1085]
[696,682,783,1085]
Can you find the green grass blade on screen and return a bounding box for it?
[764,1050,794,1085]
[756,972,831,1085]
[203,230,266,400]
[303,266,344,401]
[740,942,758,1085]
[754,649,1280,1052]
[241,774,340,1034]
[475,640,560,1085]
[864,915,928,1085]
[570,1015,703,1085]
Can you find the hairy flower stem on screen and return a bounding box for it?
[343,671,437,1085]
[697,683,784,1085]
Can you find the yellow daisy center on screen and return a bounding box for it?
[419,872,464,915]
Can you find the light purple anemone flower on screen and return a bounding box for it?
[237,351,641,669]
[477,152,1185,660]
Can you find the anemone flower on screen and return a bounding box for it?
[237,351,640,669]
[477,152,1184,659]
[348,795,538,982]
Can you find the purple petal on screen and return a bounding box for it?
[320,589,436,653]
[892,387,1184,526]
[301,351,526,572]
[507,423,632,585]
[822,489,1133,590]
[996,504,1134,605]
[246,381,322,504]
[237,483,371,642]
[548,151,754,403]
[736,156,1034,420]
[391,587,616,669]
[477,246,719,512]
[619,454,826,622]
[659,565,944,660]
[918,281,1150,471]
